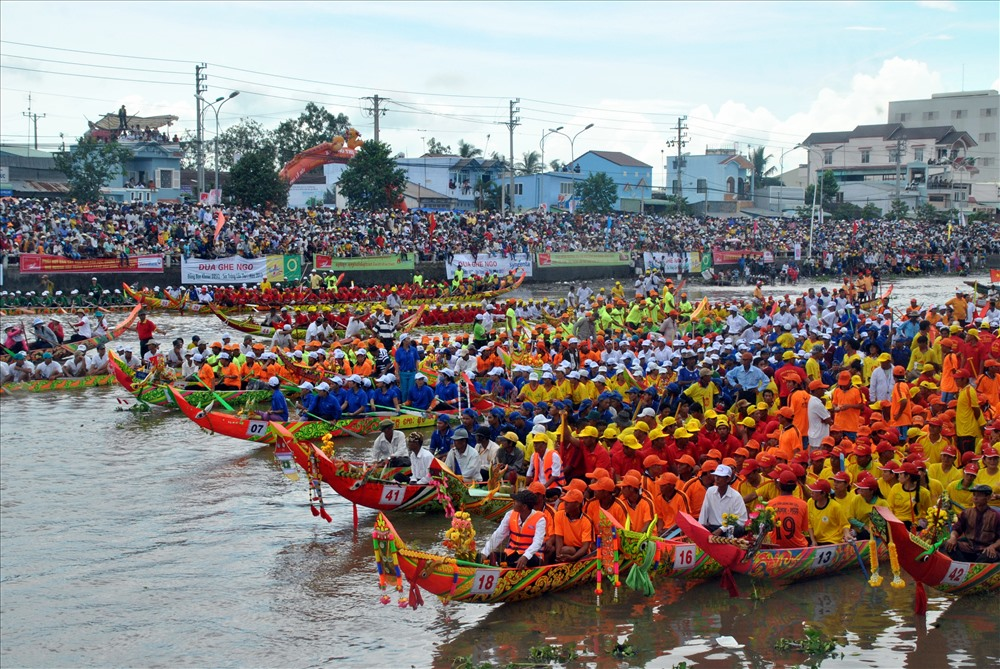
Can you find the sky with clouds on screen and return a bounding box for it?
[1,0,997,185]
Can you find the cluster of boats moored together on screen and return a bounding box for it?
[1,273,997,612]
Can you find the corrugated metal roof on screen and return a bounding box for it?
[584,151,652,168]
[90,113,179,130]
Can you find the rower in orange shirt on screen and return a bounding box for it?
[217,352,242,390]
[652,472,691,533]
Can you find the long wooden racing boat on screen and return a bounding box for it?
[2,303,141,363]
[0,373,114,395]
[122,283,195,311]
[371,511,613,605]
[611,515,723,582]
[675,512,875,596]
[872,506,1000,597]
[107,351,274,409]
[271,424,513,520]
[168,385,452,442]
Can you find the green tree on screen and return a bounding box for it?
[338,140,407,211]
[860,202,882,220]
[515,150,544,175]
[748,146,780,190]
[425,137,452,155]
[574,172,617,213]
[211,118,275,173]
[549,159,565,172]
[229,147,288,207]
[663,194,692,215]
[54,136,133,202]
[272,102,351,166]
[914,202,938,222]
[482,181,509,211]
[457,140,482,158]
[803,170,839,208]
[887,198,910,221]
[831,201,863,220]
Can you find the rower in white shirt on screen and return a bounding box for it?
[398,432,436,485]
[698,465,748,536]
[444,428,483,483]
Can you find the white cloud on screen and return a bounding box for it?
[932,34,954,40]
[845,26,887,31]
[916,1,957,11]
[671,58,944,178]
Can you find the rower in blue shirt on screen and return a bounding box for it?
[297,382,319,418]
[435,368,460,409]
[255,376,289,421]
[429,415,454,456]
[406,373,435,410]
[311,383,342,421]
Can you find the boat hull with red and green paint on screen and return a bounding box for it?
[371,511,615,604]
[168,385,448,442]
[0,374,114,395]
[271,423,513,519]
[108,351,277,409]
[676,512,875,586]
[872,506,1000,595]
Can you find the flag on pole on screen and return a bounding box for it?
[947,222,952,240]
[959,210,967,227]
[428,213,437,236]
[991,269,1000,283]
[214,210,226,241]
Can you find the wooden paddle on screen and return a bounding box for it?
[303,411,365,439]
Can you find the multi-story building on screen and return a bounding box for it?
[666,147,753,214]
[801,123,978,213]
[887,90,998,207]
[511,150,653,212]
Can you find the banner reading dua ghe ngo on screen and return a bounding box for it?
[445,253,532,280]
[711,249,775,265]
[19,253,164,274]
[181,255,302,284]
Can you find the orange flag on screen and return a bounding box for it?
[214,210,226,241]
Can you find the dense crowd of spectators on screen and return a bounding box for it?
[0,198,996,270]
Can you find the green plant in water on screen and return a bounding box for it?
[451,655,492,669]
[774,625,844,661]
[528,644,578,663]
[606,642,636,658]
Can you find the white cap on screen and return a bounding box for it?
[487,367,504,376]
[532,415,551,425]
[76,345,87,353]
[414,372,427,381]
[193,353,204,362]
[315,382,331,391]
[218,352,230,359]
[268,376,281,387]
[298,381,314,390]
[528,372,539,381]
[568,371,580,379]
[283,324,291,331]
[541,371,553,380]
[712,464,733,478]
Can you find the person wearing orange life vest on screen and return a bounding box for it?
[217,351,242,390]
[481,490,547,568]
[525,433,564,489]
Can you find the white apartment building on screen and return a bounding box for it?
[801,123,979,213]
[888,90,999,207]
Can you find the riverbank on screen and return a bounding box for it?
[2,253,997,295]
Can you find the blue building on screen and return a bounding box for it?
[667,148,752,214]
[511,150,652,212]
[84,112,183,203]
[394,155,506,210]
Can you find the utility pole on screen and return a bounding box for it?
[194,64,207,195]
[22,93,45,150]
[893,137,906,202]
[362,94,390,142]
[665,116,688,211]
[500,98,520,214]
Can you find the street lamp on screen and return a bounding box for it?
[796,143,843,260]
[551,123,595,164]
[199,90,240,197]
[540,126,564,172]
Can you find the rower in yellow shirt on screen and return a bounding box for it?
[917,417,949,464]
[947,465,980,509]
[927,446,962,489]
[806,480,850,545]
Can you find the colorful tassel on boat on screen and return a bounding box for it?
[868,533,884,587]
[888,541,905,589]
[594,534,603,609]
[612,527,621,603]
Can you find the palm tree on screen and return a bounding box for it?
[515,150,543,175]
[457,140,482,159]
[748,146,777,189]
[549,159,565,172]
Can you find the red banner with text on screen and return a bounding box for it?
[18,254,164,274]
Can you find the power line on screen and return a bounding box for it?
[0,64,188,86]
[1,53,189,76]
[361,94,389,142]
